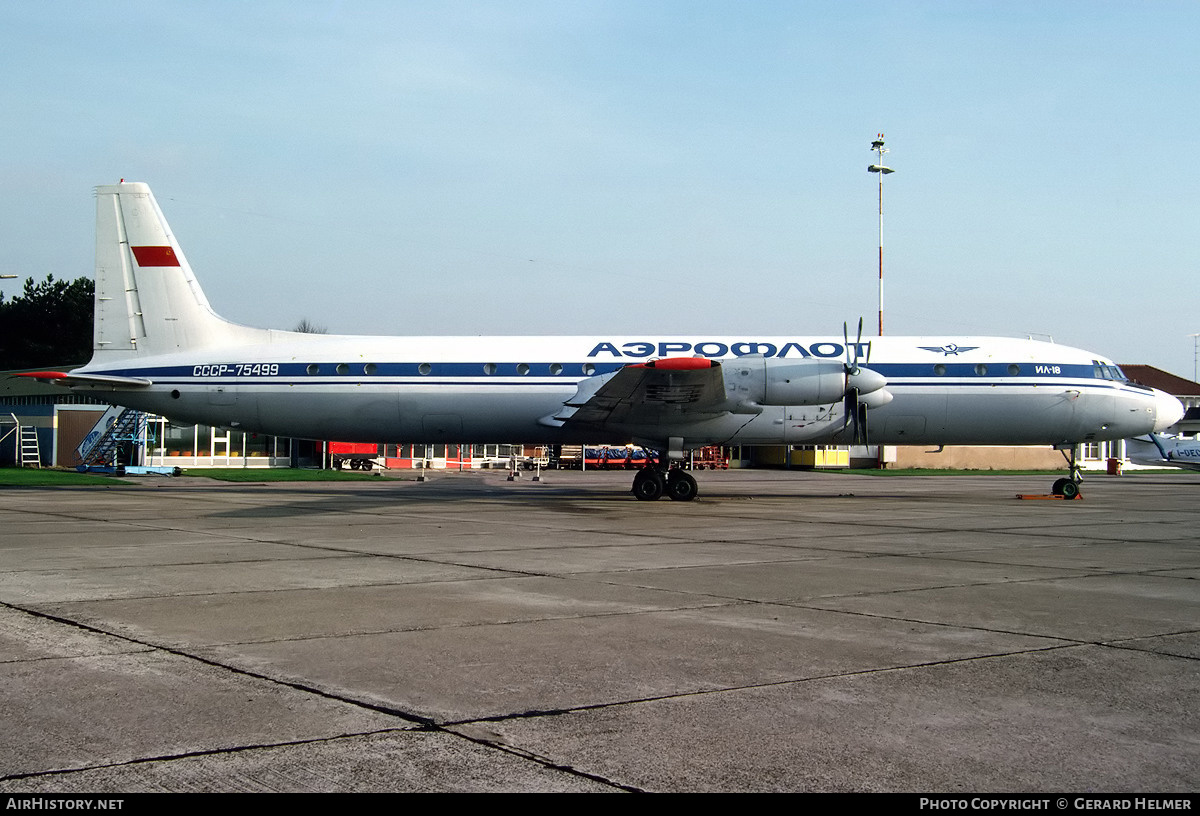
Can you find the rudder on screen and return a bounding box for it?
[92,182,252,361]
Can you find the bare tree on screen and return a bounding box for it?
[294,318,327,334]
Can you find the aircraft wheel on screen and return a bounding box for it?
[1060,480,1080,500]
[632,471,664,501]
[361,460,373,470]
[666,471,698,502]
[1051,477,1068,495]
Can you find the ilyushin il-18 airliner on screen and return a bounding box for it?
[23,182,1184,502]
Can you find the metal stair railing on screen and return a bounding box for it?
[19,424,42,467]
[81,408,143,467]
[2,413,43,468]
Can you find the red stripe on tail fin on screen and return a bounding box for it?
[131,246,181,267]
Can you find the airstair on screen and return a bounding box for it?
[76,407,177,476]
[78,407,143,468]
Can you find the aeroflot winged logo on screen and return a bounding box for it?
[919,343,979,356]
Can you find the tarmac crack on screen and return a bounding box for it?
[0,601,644,792]
[435,643,1087,725]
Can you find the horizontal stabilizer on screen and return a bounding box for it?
[10,370,152,388]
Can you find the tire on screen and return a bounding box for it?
[666,471,698,502]
[1051,477,1069,495]
[632,471,664,501]
[1060,480,1080,500]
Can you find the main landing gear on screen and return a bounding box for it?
[632,466,698,502]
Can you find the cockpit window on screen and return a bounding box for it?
[1092,360,1128,381]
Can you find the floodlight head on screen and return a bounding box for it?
[868,164,895,174]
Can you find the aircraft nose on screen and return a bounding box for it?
[1152,388,1184,432]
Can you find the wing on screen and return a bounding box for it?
[542,358,731,431]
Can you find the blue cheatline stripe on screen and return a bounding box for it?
[100,362,627,378]
[101,378,1138,398]
[95,360,1111,380]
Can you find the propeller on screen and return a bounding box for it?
[841,319,888,445]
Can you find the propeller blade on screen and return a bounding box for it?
[843,387,860,441]
[843,321,860,376]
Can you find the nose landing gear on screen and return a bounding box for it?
[1050,477,1080,500]
[1051,444,1083,500]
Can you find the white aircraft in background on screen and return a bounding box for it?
[1126,434,1200,470]
[20,182,1184,501]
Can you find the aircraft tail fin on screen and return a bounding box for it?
[91,182,260,361]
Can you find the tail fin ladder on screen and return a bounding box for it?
[92,182,258,360]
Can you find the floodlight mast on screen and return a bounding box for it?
[868,134,894,336]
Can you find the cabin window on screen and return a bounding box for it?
[336,363,349,375]
[364,363,377,375]
[549,363,563,375]
[516,364,530,375]
[583,363,596,375]
[934,364,947,376]
[974,363,988,376]
[483,363,497,375]
[306,364,319,375]
[1008,364,1021,376]
[418,363,431,375]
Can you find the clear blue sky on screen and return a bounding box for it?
[3,1,1197,376]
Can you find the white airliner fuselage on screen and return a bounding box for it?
[35,182,1184,501]
[76,334,1177,448]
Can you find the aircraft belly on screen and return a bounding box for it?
[870,390,946,443]
[250,385,571,442]
[876,387,1075,445]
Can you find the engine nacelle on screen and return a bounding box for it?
[723,357,849,407]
